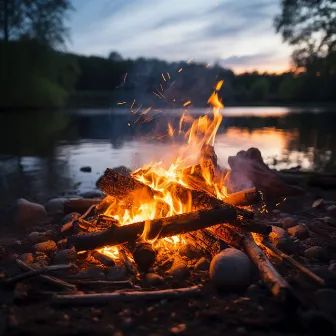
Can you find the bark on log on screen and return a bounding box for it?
[225,188,261,206]
[242,233,294,301]
[132,241,156,271]
[68,206,253,251]
[261,240,325,286]
[184,230,222,257]
[52,285,202,306]
[100,169,256,213]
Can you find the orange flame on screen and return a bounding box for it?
[99,81,231,259]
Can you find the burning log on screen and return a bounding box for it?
[132,241,156,271]
[261,240,325,286]
[68,206,253,251]
[52,285,202,306]
[91,250,116,267]
[16,260,76,292]
[225,188,261,206]
[99,169,257,213]
[184,230,221,257]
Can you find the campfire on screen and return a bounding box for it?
[3,81,334,324]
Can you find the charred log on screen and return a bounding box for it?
[68,206,253,251]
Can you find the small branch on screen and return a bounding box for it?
[4,263,73,285]
[67,280,134,289]
[52,285,202,306]
[242,233,295,301]
[16,260,76,292]
[261,240,325,286]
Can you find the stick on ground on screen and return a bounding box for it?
[261,239,325,286]
[16,260,76,292]
[52,285,202,306]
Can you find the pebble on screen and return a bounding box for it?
[44,198,68,215]
[328,263,336,272]
[33,240,57,253]
[169,259,190,279]
[145,273,164,286]
[170,324,186,334]
[304,246,329,261]
[194,257,210,271]
[106,266,128,281]
[210,248,251,290]
[13,199,47,228]
[178,244,199,259]
[61,212,81,225]
[326,205,336,218]
[313,289,336,318]
[28,231,48,245]
[312,198,324,209]
[79,190,104,199]
[269,226,288,244]
[287,224,309,239]
[80,166,92,172]
[78,266,105,280]
[19,253,34,264]
[53,248,77,264]
[279,217,298,230]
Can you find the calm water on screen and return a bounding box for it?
[1,107,336,207]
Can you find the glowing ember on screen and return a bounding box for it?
[98,81,231,259]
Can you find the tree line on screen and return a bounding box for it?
[0,0,335,109]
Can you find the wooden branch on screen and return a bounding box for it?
[242,233,294,301]
[52,285,202,305]
[184,230,221,257]
[225,188,261,206]
[67,280,134,289]
[261,240,325,286]
[208,224,245,250]
[91,251,116,267]
[3,263,73,285]
[100,168,255,215]
[68,206,252,251]
[16,260,76,292]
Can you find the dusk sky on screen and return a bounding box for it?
[69,0,292,73]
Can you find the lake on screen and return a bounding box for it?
[1,106,336,207]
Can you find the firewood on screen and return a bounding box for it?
[100,168,256,213]
[67,206,253,251]
[52,285,202,305]
[3,263,74,285]
[91,251,116,267]
[15,260,76,291]
[132,241,156,271]
[225,188,261,206]
[242,233,295,301]
[184,230,221,257]
[261,240,325,286]
[67,280,134,288]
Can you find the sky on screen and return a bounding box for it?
[69,0,293,73]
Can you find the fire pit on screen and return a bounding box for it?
[1,81,336,335]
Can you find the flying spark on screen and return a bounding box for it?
[187,57,193,63]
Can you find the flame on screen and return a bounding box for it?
[99,81,233,259]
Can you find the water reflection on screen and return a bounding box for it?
[1,107,336,207]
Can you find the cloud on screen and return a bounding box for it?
[69,0,291,72]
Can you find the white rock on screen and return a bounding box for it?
[210,248,251,290]
[44,198,68,215]
[287,224,309,239]
[312,199,324,209]
[14,199,47,228]
[28,231,48,245]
